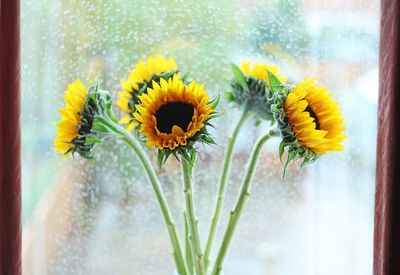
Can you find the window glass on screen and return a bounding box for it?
[22,0,379,274]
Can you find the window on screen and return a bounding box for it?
[21,0,379,274]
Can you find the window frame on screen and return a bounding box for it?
[373,0,400,275]
[0,1,22,274]
[0,0,398,274]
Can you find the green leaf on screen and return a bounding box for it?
[254,118,262,126]
[267,70,282,94]
[231,63,250,91]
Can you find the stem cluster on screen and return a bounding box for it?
[96,111,273,275]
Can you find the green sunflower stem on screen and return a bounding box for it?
[204,110,252,269]
[181,153,206,275]
[123,134,188,275]
[184,211,194,275]
[96,117,188,275]
[211,129,273,275]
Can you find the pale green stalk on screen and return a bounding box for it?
[204,110,252,269]
[181,154,206,275]
[97,118,187,275]
[184,211,194,275]
[211,130,273,275]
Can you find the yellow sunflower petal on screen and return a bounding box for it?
[240,61,286,83]
[54,80,88,155]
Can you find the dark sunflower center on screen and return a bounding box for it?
[155,102,194,134]
[305,105,320,130]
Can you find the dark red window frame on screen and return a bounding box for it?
[373,0,400,275]
[0,1,22,274]
[0,0,398,274]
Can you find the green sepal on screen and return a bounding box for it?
[153,125,216,168]
[278,140,285,161]
[208,94,220,110]
[157,149,172,169]
[88,83,99,95]
[282,151,295,179]
[198,133,216,145]
[205,112,222,122]
[86,84,113,114]
[92,116,113,133]
[77,150,95,160]
[138,82,148,94]
[300,158,309,169]
[178,148,196,169]
[85,135,103,145]
[159,69,179,82]
[91,122,110,133]
[180,70,190,84]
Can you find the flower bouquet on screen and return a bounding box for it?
[55,56,345,274]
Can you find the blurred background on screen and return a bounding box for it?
[21,0,379,274]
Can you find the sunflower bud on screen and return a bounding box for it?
[227,61,286,121]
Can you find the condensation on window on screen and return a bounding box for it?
[21,0,378,274]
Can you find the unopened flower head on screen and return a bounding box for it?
[227,61,286,120]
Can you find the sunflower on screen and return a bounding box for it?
[54,80,89,156]
[227,61,286,120]
[284,79,346,154]
[267,71,346,170]
[133,74,217,162]
[54,80,113,158]
[117,55,178,131]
